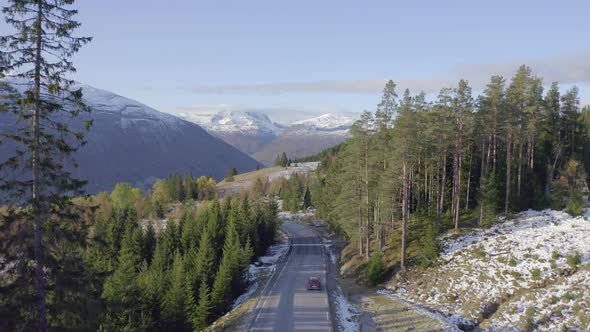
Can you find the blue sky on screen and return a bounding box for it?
[52,1,590,121]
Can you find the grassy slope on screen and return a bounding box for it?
[217,166,284,187]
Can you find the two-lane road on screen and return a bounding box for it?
[251,222,332,331]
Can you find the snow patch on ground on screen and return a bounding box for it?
[267,162,319,182]
[231,282,259,310]
[388,209,590,331]
[334,284,360,332]
[226,229,290,317]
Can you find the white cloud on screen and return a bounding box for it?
[190,53,590,95]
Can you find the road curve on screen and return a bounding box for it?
[251,222,332,332]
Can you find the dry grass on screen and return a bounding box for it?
[209,296,258,331]
[338,278,445,332]
[217,166,284,188]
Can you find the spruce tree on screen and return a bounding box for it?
[303,186,312,209]
[190,278,212,331]
[161,251,189,330]
[183,172,197,201]
[0,1,91,329]
[143,222,157,264]
[101,226,142,328]
[210,255,233,317]
[191,227,216,292]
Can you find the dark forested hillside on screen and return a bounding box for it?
[312,66,590,272]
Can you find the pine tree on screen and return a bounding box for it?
[0,1,91,329]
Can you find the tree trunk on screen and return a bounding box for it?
[479,140,486,225]
[33,2,47,330]
[451,138,459,224]
[437,151,447,232]
[505,133,512,213]
[358,190,363,257]
[401,160,409,272]
[465,145,472,212]
[454,148,462,230]
[517,142,523,201]
[365,141,370,259]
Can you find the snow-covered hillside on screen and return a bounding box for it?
[388,209,590,331]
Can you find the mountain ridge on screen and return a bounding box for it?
[178,109,357,164]
[0,78,259,193]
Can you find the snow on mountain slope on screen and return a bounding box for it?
[179,110,282,136]
[0,78,258,193]
[387,209,590,331]
[176,110,356,162]
[285,113,355,136]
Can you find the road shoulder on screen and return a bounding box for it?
[312,220,447,332]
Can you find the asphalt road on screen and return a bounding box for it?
[251,222,332,332]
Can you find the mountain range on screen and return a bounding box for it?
[0,78,259,194]
[177,110,356,165]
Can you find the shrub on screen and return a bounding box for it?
[566,196,584,216]
[365,252,386,286]
[419,221,439,267]
[475,245,486,258]
[531,269,541,280]
[552,251,560,260]
[508,258,517,267]
[522,306,536,331]
[566,253,581,268]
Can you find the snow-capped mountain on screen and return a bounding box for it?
[252,113,355,165]
[180,110,283,136]
[178,110,283,155]
[0,78,258,193]
[282,113,355,136]
[171,108,357,165]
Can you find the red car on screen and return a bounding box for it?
[307,277,322,291]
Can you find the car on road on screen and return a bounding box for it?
[307,277,322,291]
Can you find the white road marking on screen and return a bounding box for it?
[251,228,294,331]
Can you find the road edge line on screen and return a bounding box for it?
[248,225,293,331]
